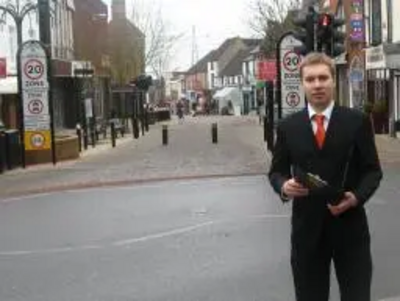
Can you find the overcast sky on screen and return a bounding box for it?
[103,0,257,72]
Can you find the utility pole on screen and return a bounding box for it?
[38,0,57,163]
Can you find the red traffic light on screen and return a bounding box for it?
[319,13,331,27]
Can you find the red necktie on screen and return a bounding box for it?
[314,114,325,149]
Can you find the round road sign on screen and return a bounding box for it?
[286,92,300,107]
[24,59,44,81]
[283,51,301,72]
[30,132,46,148]
[28,99,44,114]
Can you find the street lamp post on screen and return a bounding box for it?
[0,0,38,168]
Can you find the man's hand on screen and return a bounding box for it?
[282,178,309,198]
[328,191,359,216]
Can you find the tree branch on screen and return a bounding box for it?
[129,0,183,76]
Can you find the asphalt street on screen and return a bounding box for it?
[0,175,399,301]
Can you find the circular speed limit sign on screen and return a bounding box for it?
[283,51,301,72]
[24,59,44,80]
[30,132,46,148]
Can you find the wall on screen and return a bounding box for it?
[73,0,109,75]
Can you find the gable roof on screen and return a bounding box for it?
[219,49,250,77]
[186,37,261,75]
[186,50,216,74]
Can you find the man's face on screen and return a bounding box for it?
[301,63,334,109]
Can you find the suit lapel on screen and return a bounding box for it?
[299,108,320,153]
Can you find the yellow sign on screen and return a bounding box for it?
[24,130,52,151]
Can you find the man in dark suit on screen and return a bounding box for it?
[268,52,383,301]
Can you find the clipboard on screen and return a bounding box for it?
[293,166,345,205]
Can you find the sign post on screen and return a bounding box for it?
[19,40,55,164]
[276,32,306,118]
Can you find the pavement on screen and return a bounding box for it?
[0,116,268,199]
[1,116,400,199]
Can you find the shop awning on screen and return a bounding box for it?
[213,87,237,99]
[0,76,17,94]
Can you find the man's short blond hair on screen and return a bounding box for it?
[299,52,336,80]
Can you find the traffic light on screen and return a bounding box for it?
[316,13,346,57]
[293,7,316,55]
[132,75,153,91]
[330,14,346,57]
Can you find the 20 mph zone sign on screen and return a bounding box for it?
[279,34,305,117]
[21,43,49,90]
[20,40,51,151]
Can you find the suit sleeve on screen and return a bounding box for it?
[353,114,383,206]
[268,122,292,202]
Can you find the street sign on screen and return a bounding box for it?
[24,130,51,151]
[23,91,49,116]
[286,92,301,107]
[19,40,52,152]
[279,34,306,117]
[20,41,48,90]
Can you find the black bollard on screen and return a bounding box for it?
[111,121,116,148]
[264,116,268,142]
[212,123,218,144]
[162,124,168,145]
[132,116,139,139]
[90,121,96,148]
[145,109,149,132]
[76,124,82,152]
[0,132,5,174]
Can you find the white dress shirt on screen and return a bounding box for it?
[307,101,334,133]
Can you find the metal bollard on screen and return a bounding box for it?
[145,110,149,132]
[90,121,96,148]
[264,116,268,142]
[76,124,82,152]
[132,116,139,139]
[212,123,218,144]
[0,132,5,174]
[162,124,168,145]
[141,115,145,136]
[111,122,116,148]
[83,127,89,150]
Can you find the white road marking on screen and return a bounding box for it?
[0,214,289,257]
[112,220,216,247]
[379,297,400,301]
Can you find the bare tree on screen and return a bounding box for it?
[129,0,183,77]
[249,0,301,57]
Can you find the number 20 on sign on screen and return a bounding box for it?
[24,59,44,80]
[283,51,301,72]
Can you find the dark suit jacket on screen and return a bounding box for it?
[268,105,383,249]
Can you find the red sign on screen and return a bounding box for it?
[257,60,277,81]
[0,58,6,78]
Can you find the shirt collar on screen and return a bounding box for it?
[308,101,334,121]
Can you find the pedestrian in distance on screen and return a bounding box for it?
[268,52,383,301]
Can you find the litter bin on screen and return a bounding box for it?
[4,130,22,170]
